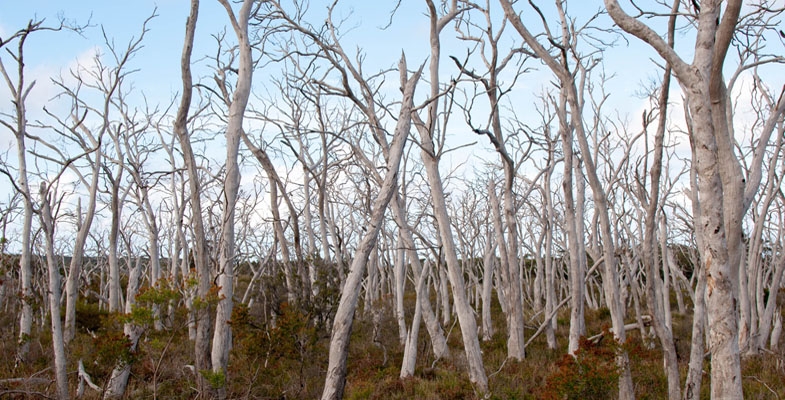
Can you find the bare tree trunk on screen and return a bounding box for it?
[173,0,212,387]
[638,9,680,393]
[481,233,496,341]
[211,2,254,396]
[401,258,431,378]
[489,179,526,359]
[39,183,69,400]
[604,1,745,396]
[17,192,33,362]
[683,155,707,399]
[0,25,40,362]
[394,230,407,346]
[559,121,585,355]
[321,58,420,400]
[542,151,557,350]
[64,145,101,344]
[390,194,450,359]
[107,169,125,312]
[771,312,782,350]
[406,2,489,391]
[437,257,451,326]
[756,240,785,351]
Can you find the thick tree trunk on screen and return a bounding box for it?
[603,1,745,396]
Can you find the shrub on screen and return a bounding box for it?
[540,335,620,400]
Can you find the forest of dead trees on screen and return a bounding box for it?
[1,0,784,399]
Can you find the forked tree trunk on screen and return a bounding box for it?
[400,258,432,378]
[604,1,746,397]
[39,183,69,400]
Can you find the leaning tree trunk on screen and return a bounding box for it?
[321,58,420,400]
[173,0,212,385]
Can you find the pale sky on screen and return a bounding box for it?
[1,1,782,248]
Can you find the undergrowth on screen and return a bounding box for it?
[0,263,783,399]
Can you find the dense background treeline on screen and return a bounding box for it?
[1,0,784,399]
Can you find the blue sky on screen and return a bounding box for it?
[2,1,782,212]
[0,1,656,114]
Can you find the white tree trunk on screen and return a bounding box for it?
[542,156,557,350]
[770,312,782,350]
[211,2,254,396]
[390,194,450,359]
[394,231,407,346]
[0,24,37,364]
[603,1,745,397]
[107,167,125,312]
[481,234,496,341]
[39,183,69,400]
[64,149,101,344]
[321,58,420,400]
[173,0,212,381]
[489,179,526,360]
[401,258,432,378]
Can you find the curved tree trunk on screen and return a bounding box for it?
[173,0,213,387]
[211,2,254,397]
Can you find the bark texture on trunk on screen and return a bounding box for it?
[603,1,744,397]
